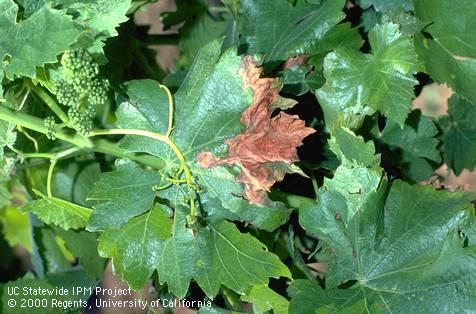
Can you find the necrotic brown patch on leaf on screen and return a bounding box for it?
[197,56,315,204]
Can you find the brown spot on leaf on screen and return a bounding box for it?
[197,56,315,204]
[335,211,342,221]
[282,55,309,70]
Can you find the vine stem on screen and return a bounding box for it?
[88,129,198,222]
[0,105,165,169]
[26,80,69,123]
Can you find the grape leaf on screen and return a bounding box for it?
[195,165,290,231]
[414,0,476,103]
[379,110,441,177]
[0,121,15,160]
[39,228,73,273]
[415,34,476,105]
[241,0,347,63]
[299,129,476,312]
[330,127,380,168]
[53,162,101,207]
[288,280,366,313]
[0,205,32,252]
[438,95,476,174]
[0,0,81,79]
[197,55,315,205]
[414,0,475,57]
[118,39,251,163]
[57,229,106,279]
[162,0,229,66]
[317,22,419,130]
[158,206,291,298]
[241,285,289,314]
[357,0,413,12]
[117,40,292,230]
[98,206,172,289]
[22,190,92,230]
[53,0,131,54]
[306,22,364,56]
[15,0,47,17]
[86,160,162,231]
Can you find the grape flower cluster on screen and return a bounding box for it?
[43,116,57,140]
[53,49,109,136]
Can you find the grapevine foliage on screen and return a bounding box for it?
[0,0,476,313]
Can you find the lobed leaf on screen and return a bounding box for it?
[22,189,92,230]
[98,206,172,290]
[241,0,347,63]
[317,22,419,130]
[86,161,162,231]
[0,0,81,79]
[438,95,476,174]
[158,206,291,298]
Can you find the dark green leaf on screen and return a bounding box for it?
[241,0,347,63]
[414,0,476,103]
[438,95,476,174]
[86,160,162,231]
[98,205,172,289]
[378,110,441,181]
[299,138,476,313]
[158,206,291,298]
[357,0,413,12]
[57,229,106,279]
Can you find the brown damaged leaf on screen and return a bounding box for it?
[197,56,315,205]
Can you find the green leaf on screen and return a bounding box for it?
[195,165,290,232]
[279,23,363,95]
[57,229,106,279]
[317,22,419,130]
[0,205,32,252]
[86,160,162,231]
[117,40,290,230]
[288,279,366,313]
[378,109,441,181]
[118,39,250,162]
[241,285,289,314]
[357,0,413,12]
[22,190,92,230]
[306,22,364,56]
[1,268,96,314]
[415,34,476,105]
[438,95,476,174]
[241,0,347,63]
[414,0,475,57]
[330,127,380,167]
[39,228,72,273]
[15,0,47,17]
[53,0,131,54]
[52,162,101,207]
[98,205,172,289]
[0,0,81,79]
[158,206,291,298]
[0,116,16,157]
[300,170,476,311]
[414,0,476,103]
